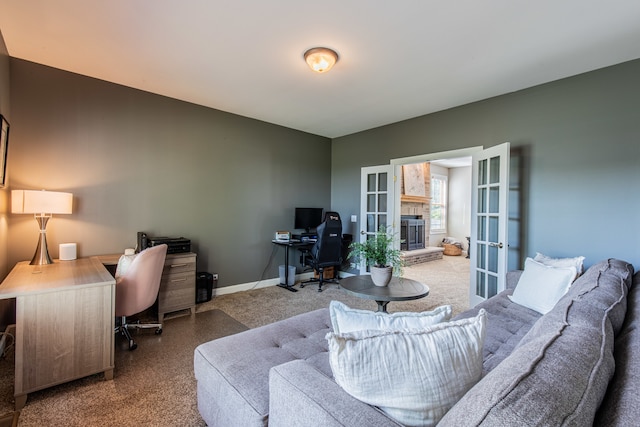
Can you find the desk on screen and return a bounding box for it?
[340,275,429,312]
[0,257,115,410]
[97,252,197,322]
[271,240,313,292]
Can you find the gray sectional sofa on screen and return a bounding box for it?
[194,259,639,426]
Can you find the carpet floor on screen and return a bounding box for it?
[0,255,469,426]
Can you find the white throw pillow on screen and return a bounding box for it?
[534,252,585,276]
[329,300,452,334]
[509,257,577,314]
[327,310,486,427]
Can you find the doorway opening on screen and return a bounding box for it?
[391,147,478,270]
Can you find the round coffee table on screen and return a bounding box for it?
[339,275,429,312]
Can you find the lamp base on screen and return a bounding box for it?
[30,216,54,266]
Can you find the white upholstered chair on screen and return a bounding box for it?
[114,244,167,350]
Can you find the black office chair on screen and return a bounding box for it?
[300,212,342,292]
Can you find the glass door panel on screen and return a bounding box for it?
[360,166,394,275]
[470,143,510,306]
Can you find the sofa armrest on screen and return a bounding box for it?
[594,271,640,426]
[269,360,403,427]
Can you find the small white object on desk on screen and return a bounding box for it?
[59,243,77,261]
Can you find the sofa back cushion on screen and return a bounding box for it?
[439,258,633,427]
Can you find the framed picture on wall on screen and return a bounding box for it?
[0,115,8,188]
[402,163,428,203]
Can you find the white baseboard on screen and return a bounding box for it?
[212,272,315,296]
[212,270,354,297]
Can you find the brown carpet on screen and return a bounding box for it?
[0,255,469,426]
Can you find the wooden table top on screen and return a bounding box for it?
[0,257,115,299]
[339,275,429,302]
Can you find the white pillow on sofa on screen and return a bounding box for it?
[329,300,452,334]
[534,252,585,276]
[509,257,577,314]
[327,310,486,427]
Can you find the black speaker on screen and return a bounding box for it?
[196,272,216,304]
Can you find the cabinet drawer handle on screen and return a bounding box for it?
[171,277,188,283]
[170,263,189,268]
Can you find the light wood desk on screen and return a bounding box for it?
[0,257,115,410]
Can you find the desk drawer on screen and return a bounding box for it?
[163,254,196,275]
[158,272,195,312]
[157,252,197,321]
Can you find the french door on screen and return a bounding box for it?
[469,142,510,307]
[358,165,395,275]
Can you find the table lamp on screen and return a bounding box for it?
[12,190,73,265]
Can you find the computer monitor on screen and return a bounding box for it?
[294,207,324,233]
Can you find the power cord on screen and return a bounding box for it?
[0,329,15,359]
[250,244,279,290]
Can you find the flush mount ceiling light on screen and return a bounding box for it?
[304,47,339,73]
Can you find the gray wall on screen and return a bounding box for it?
[8,59,332,287]
[332,59,640,271]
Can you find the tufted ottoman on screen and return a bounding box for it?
[194,308,332,427]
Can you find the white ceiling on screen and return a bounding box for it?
[1,1,640,138]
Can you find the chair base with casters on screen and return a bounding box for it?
[115,315,163,351]
[300,266,339,292]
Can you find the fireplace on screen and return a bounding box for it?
[400,216,425,251]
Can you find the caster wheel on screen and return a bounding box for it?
[155,328,163,335]
[318,288,323,292]
[129,340,138,351]
[300,284,305,288]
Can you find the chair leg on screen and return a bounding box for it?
[116,315,163,351]
[118,316,138,351]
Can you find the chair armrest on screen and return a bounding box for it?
[269,360,402,427]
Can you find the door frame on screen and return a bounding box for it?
[390,146,483,240]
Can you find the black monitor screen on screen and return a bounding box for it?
[294,208,324,232]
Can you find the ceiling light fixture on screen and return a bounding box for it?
[304,47,339,73]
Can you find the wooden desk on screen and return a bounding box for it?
[0,257,115,410]
[271,240,313,292]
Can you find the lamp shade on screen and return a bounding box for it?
[12,190,73,214]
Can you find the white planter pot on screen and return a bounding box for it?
[370,266,393,287]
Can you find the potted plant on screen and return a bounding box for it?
[348,225,404,286]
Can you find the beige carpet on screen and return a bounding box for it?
[0,255,469,426]
[202,254,470,328]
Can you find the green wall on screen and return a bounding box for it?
[8,59,332,287]
[332,59,640,271]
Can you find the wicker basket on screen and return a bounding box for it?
[443,243,462,256]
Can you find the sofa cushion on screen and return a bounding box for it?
[327,310,486,427]
[439,258,633,427]
[454,288,541,374]
[329,300,452,334]
[194,308,332,427]
[508,257,577,314]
